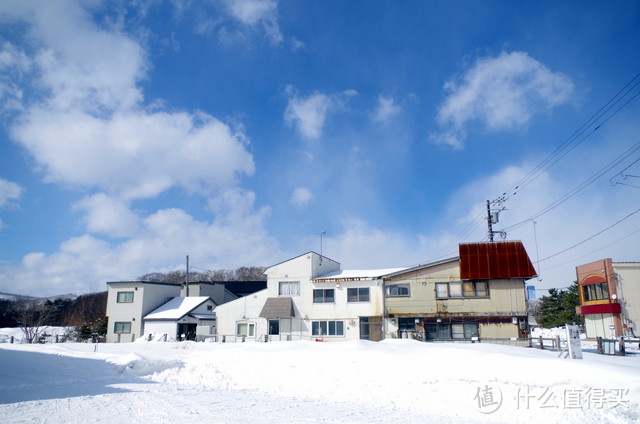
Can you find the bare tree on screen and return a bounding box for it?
[12,301,52,344]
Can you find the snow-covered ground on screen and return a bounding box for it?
[0,333,639,423]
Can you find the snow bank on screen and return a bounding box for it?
[0,338,638,423]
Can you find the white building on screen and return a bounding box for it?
[214,252,403,341]
[106,280,244,343]
[143,296,217,341]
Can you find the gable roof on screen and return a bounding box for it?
[459,241,537,280]
[264,251,340,272]
[143,296,210,320]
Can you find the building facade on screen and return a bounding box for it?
[383,242,537,341]
[575,259,640,338]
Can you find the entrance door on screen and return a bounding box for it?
[177,323,197,341]
[360,317,383,341]
[268,319,280,341]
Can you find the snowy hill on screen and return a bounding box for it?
[0,339,638,423]
[0,292,77,302]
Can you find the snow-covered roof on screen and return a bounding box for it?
[313,268,407,282]
[144,296,210,320]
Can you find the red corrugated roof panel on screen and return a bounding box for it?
[459,241,537,280]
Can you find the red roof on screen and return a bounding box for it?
[459,241,537,280]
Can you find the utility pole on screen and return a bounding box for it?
[486,200,494,242]
[486,199,506,242]
[185,255,190,297]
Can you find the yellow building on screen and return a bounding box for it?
[384,241,537,341]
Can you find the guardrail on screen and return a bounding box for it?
[596,337,640,356]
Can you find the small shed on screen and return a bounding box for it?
[143,296,217,341]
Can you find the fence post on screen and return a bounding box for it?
[221,335,226,343]
[596,337,603,354]
[242,335,246,343]
[555,335,562,352]
[539,336,544,349]
[619,337,626,356]
[10,336,13,344]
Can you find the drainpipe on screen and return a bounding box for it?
[382,278,388,340]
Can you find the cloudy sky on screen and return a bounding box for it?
[0,0,639,296]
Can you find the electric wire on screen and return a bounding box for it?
[503,140,640,232]
[499,71,640,201]
[538,207,640,263]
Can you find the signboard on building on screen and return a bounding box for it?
[565,324,582,359]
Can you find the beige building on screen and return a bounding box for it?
[383,242,537,341]
[576,259,640,338]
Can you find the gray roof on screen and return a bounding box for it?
[259,297,295,318]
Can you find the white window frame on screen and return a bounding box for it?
[278,281,300,296]
[116,291,134,303]
[236,322,256,337]
[386,284,410,297]
[311,320,344,336]
[436,281,489,299]
[114,322,131,334]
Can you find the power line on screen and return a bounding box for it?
[542,226,640,271]
[503,140,640,232]
[538,207,640,263]
[498,71,640,202]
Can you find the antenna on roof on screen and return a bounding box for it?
[317,231,327,256]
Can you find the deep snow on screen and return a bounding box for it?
[0,334,639,423]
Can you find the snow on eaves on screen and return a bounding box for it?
[143,296,210,320]
[314,268,407,281]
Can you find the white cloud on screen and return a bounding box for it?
[2,1,254,200]
[284,86,356,139]
[13,108,255,199]
[0,1,272,295]
[224,0,283,45]
[1,189,281,296]
[290,187,313,208]
[372,95,401,123]
[432,51,574,148]
[73,193,140,238]
[322,217,429,269]
[0,178,22,208]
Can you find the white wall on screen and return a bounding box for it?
[106,282,180,343]
[216,253,384,341]
[614,262,640,336]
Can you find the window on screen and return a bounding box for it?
[436,281,488,298]
[398,318,415,331]
[312,320,344,336]
[583,283,609,301]
[207,305,213,311]
[114,322,131,334]
[426,323,478,340]
[236,322,255,337]
[386,284,410,297]
[116,291,134,303]
[347,287,370,302]
[313,289,334,303]
[279,281,300,296]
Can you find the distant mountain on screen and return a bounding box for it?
[0,292,78,302]
[0,292,36,302]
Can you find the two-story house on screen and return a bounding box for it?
[105,280,264,342]
[383,242,537,341]
[575,258,640,338]
[214,252,403,341]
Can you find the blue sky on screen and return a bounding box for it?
[0,0,639,296]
